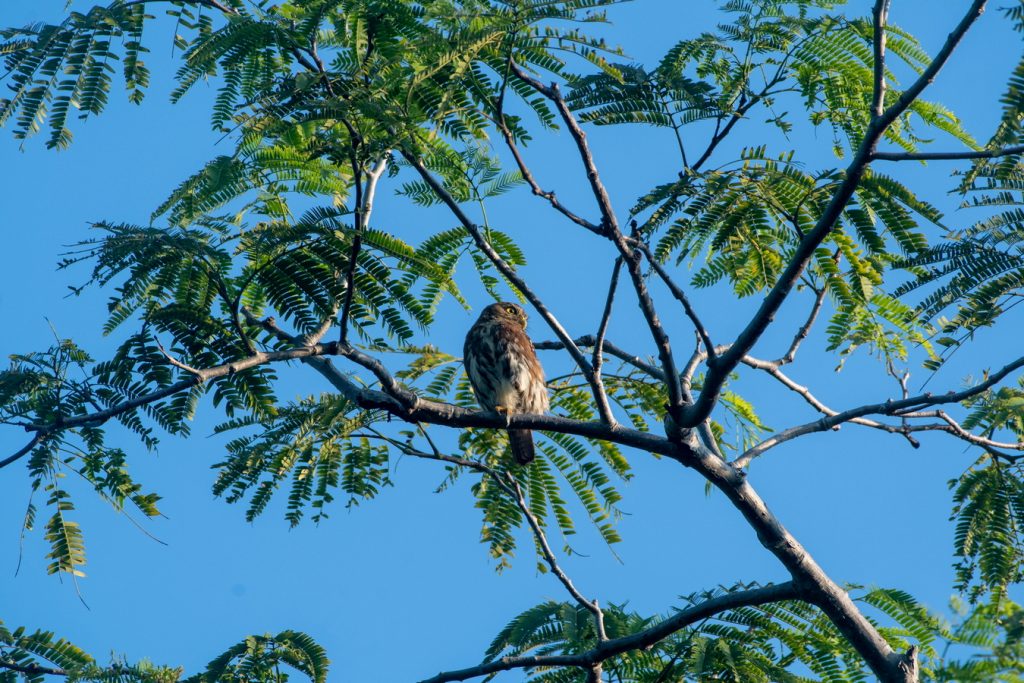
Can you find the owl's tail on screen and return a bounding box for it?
[509,429,535,465]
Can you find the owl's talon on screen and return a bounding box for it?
[495,405,512,427]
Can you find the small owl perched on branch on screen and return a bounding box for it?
[464,302,549,465]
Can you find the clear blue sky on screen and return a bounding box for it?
[0,1,1020,679]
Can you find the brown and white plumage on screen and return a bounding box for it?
[463,302,549,465]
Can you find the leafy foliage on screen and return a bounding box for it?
[184,631,329,683]
[0,618,327,683]
[0,339,162,581]
[212,394,391,524]
[0,3,152,149]
[485,584,1024,682]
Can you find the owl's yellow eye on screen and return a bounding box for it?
[505,306,516,315]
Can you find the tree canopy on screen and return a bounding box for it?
[2,0,1024,681]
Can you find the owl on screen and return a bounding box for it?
[463,302,550,464]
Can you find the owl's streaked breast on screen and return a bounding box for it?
[464,317,548,415]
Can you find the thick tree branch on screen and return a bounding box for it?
[259,312,676,456]
[362,363,897,683]
[680,0,988,431]
[190,320,909,683]
[418,581,800,683]
[679,440,902,680]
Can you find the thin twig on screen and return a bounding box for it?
[734,350,1024,467]
[778,285,827,365]
[507,475,608,640]
[122,0,235,12]
[872,144,1024,162]
[535,336,663,381]
[155,340,205,379]
[591,258,623,426]
[493,73,602,235]
[900,410,1024,459]
[16,343,344,439]
[371,437,608,639]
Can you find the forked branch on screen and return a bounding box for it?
[399,150,617,424]
[680,0,989,429]
[507,61,687,413]
[734,352,1024,467]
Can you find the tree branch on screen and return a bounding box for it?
[418,581,800,683]
[121,0,236,13]
[893,410,1024,460]
[871,0,893,119]
[249,311,674,456]
[637,243,715,361]
[509,472,608,640]
[535,336,663,382]
[591,258,623,426]
[779,285,827,365]
[13,343,343,445]
[734,351,1024,467]
[493,97,602,234]
[872,144,1024,162]
[251,321,905,682]
[339,156,388,344]
[0,432,46,470]
[364,436,608,638]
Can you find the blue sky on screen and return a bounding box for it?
[0,1,1021,679]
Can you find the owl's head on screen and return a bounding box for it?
[478,302,528,329]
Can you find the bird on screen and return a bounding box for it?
[463,302,549,465]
